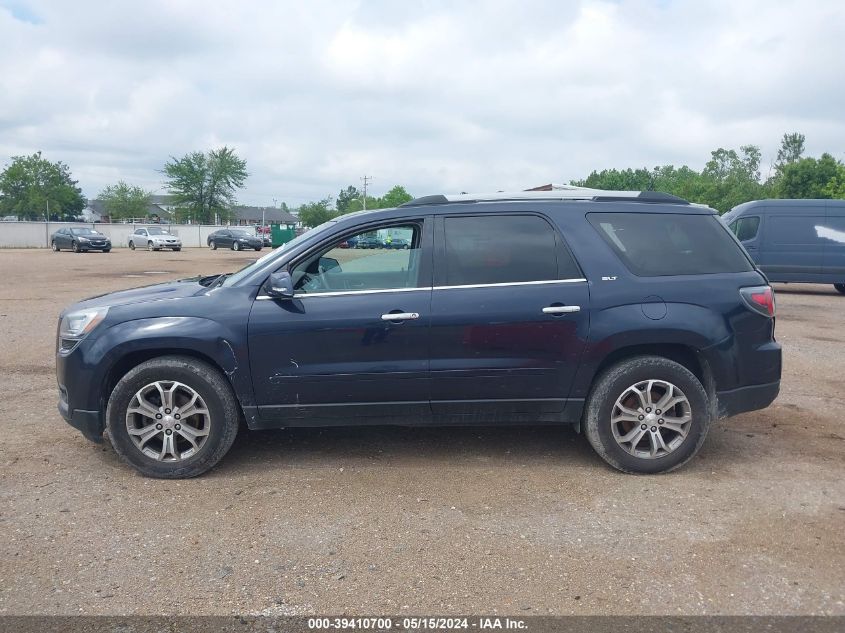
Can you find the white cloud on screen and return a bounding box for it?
[0,0,843,205]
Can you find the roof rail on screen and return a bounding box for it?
[400,190,690,207]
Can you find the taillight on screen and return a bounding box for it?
[740,285,775,317]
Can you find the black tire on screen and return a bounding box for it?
[103,248,111,253]
[254,247,262,251]
[583,355,711,474]
[129,241,135,250]
[233,241,240,251]
[105,356,240,478]
[834,283,845,295]
[51,241,59,252]
[173,247,181,252]
[209,240,217,250]
[148,241,155,251]
[72,241,80,253]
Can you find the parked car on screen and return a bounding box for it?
[338,236,359,249]
[56,189,781,478]
[128,227,182,251]
[355,235,383,249]
[385,237,411,250]
[722,199,845,294]
[207,228,263,251]
[51,227,111,253]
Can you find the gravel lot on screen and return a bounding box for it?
[0,248,843,616]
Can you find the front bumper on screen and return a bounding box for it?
[57,340,106,443]
[716,380,780,419]
[58,384,104,442]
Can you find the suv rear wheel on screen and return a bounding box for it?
[105,356,240,478]
[834,283,845,295]
[584,356,711,474]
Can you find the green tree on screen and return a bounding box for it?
[98,181,152,220]
[774,132,805,176]
[346,195,380,213]
[698,145,770,212]
[821,163,845,199]
[777,153,842,199]
[162,146,248,224]
[572,167,654,191]
[0,151,86,220]
[336,186,361,214]
[378,185,413,208]
[297,197,336,227]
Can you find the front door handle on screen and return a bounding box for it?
[381,311,420,321]
[542,305,580,314]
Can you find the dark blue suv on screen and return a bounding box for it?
[56,190,781,478]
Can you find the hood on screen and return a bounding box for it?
[69,276,210,311]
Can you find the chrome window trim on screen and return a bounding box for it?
[434,278,586,291]
[255,278,586,300]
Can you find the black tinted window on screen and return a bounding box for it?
[588,212,753,276]
[443,215,562,285]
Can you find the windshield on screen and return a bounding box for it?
[147,227,169,235]
[221,220,336,287]
[70,228,100,235]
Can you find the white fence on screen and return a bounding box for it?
[0,222,252,248]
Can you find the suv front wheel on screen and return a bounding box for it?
[584,356,711,474]
[105,356,240,478]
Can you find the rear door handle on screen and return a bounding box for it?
[381,312,420,321]
[542,305,580,314]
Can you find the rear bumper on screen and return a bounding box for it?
[716,380,780,419]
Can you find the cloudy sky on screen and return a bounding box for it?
[1,0,844,206]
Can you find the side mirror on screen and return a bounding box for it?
[266,271,294,299]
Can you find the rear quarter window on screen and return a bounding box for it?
[587,212,754,277]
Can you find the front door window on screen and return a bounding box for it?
[291,224,421,294]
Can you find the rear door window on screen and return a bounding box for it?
[588,212,753,276]
[440,214,580,285]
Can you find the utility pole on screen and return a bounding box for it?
[360,175,372,211]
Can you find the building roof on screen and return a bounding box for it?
[85,199,170,220]
[231,206,299,224]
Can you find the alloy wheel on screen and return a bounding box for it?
[610,379,692,459]
[125,380,211,461]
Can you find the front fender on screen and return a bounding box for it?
[80,316,254,414]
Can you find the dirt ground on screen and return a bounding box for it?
[0,248,842,616]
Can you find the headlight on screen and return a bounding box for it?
[59,307,109,351]
[77,237,90,242]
